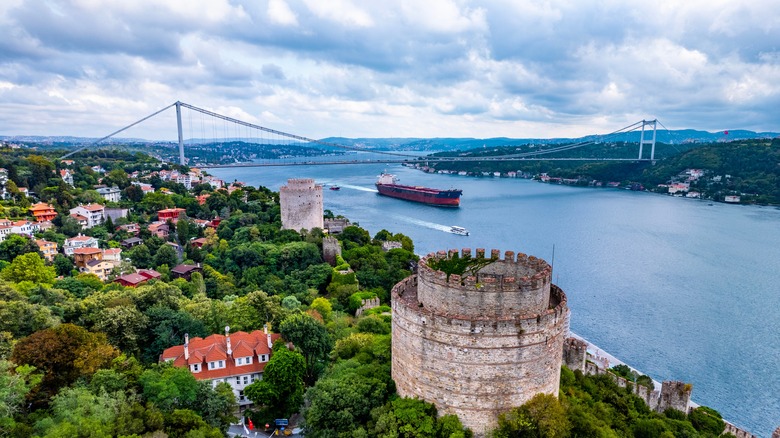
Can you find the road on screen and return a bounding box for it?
[227,423,303,437]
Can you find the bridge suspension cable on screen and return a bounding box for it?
[58,99,663,166]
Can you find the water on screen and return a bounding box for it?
[210,162,780,436]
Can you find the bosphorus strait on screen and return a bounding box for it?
[211,162,780,436]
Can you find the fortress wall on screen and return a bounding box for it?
[391,250,569,437]
[279,178,323,232]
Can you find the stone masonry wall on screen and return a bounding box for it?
[392,248,570,437]
[322,236,341,266]
[279,178,323,232]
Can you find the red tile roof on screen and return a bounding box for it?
[73,247,102,255]
[115,273,147,285]
[160,330,280,381]
[137,269,161,279]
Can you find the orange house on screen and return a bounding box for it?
[29,203,57,222]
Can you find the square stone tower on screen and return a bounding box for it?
[279,178,323,232]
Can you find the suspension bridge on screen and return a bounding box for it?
[60,101,669,168]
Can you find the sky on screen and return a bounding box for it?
[1,0,779,141]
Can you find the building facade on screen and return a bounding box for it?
[97,186,121,203]
[29,203,58,222]
[64,235,100,256]
[279,178,323,232]
[391,248,570,437]
[69,204,105,228]
[160,327,280,408]
[35,239,58,262]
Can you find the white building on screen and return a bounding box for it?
[69,204,105,228]
[97,186,121,203]
[63,235,99,256]
[160,327,280,408]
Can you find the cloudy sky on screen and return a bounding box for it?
[1,0,778,141]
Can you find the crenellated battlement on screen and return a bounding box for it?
[416,248,553,317]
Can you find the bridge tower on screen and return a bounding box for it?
[638,119,658,161]
[175,101,186,166]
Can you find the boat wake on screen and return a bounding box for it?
[390,215,451,233]
[336,184,377,193]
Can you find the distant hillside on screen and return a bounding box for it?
[322,129,778,152]
[6,128,776,154]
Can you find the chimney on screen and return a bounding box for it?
[184,333,189,360]
[267,329,273,349]
[264,323,268,335]
[225,326,232,355]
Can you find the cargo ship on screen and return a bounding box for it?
[375,173,462,207]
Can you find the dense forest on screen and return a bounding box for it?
[0,147,738,437]
[425,138,780,204]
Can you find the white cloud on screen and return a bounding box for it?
[267,0,298,26]
[0,0,778,139]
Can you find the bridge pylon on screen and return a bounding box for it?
[638,119,657,161]
[175,101,185,166]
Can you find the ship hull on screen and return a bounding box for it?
[375,183,461,207]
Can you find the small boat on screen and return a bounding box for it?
[329,185,340,191]
[450,226,469,236]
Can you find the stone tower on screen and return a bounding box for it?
[391,248,570,437]
[279,178,323,232]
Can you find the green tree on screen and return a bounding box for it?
[139,363,199,412]
[92,305,149,354]
[309,297,333,322]
[59,214,82,237]
[0,234,41,262]
[26,155,55,189]
[128,244,153,269]
[279,313,333,384]
[493,394,570,438]
[0,360,42,426]
[154,244,180,269]
[52,254,75,277]
[303,362,390,437]
[373,397,465,438]
[244,346,306,418]
[688,406,725,436]
[1,253,56,285]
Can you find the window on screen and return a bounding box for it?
[237,357,242,365]
[245,356,252,365]
[218,360,224,368]
[243,375,248,385]
[209,361,215,370]
[236,376,241,385]
[191,363,199,372]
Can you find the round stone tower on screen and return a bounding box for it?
[391,248,570,437]
[279,178,323,232]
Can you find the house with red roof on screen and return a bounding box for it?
[73,247,103,269]
[29,202,58,222]
[115,272,149,287]
[160,327,281,408]
[158,208,186,222]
